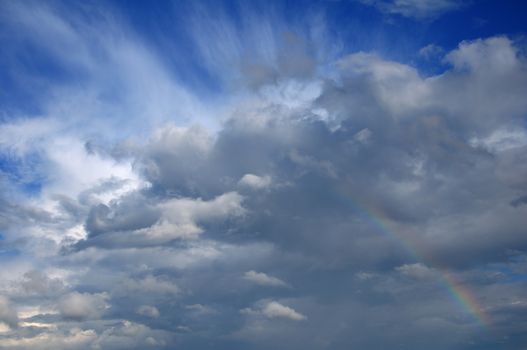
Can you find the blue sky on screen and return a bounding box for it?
[1,1,527,349]
[3,0,527,117]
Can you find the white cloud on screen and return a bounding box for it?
[143,191,245,241]
[238,174,272,190]
[93,320,170,349]
[44,137,144,202]
[0,328,97,350]
[241,301,306,321]
[243,270,288,287]
[445,36,518,72]
[354,128,373,144]
[338,52,430,117]
[469,128,527,153]
[261,301,306,321]
[0,320,172,350]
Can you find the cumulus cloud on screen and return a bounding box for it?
[444,36,519,72]
[79,191,245,247]
[140,191,245,241]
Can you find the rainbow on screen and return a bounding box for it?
[338,189,490,327]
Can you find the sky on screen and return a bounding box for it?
[0,0,527,349]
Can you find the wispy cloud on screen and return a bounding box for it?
[359,0,465,20]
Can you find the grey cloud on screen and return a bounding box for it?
[0,320,174,350]
[58,292,109,321]
[18,270,65,297]
[185,304,217,316]
[0,296,18,328]
[115,275,180,296]
[136,305,160,318]
[510,195,527,207]
[85,198,160,238]
[395,263,436,280]
[78,191,245,249]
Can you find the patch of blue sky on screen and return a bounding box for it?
[112,0,227,96]
[0,247,20,258]
[488,255,527,284]
[0,233,20,258]
[0,151,45,196]
[0,15,92,117]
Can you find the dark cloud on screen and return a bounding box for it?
[510,195,527,207]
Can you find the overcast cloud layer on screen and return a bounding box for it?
[0,1,527,349]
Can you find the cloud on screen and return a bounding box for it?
[261,301,306,321]
[445,36,520,73]
[0,328,97,350]
[116,275,180,296]
[395,263,436,279]
[0,320,172,350]
[0,296,18,329]
[359,0,465,20]
[58,292,109,321]
[238,174,272,190]
[78,191,245,248]
[510,195,527,208]
[136,305,160,318]
[418,44,444,59]
[1,0,527,348]
[241,301,306,321]
[243,270,288,287]
[18,270,65,297]
[185,304,217,316]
